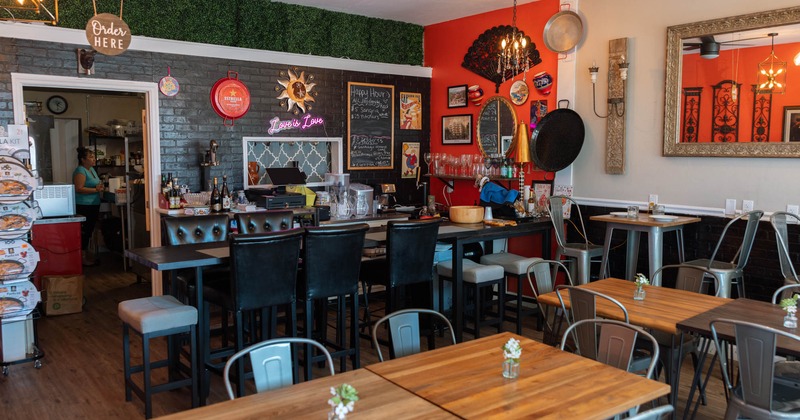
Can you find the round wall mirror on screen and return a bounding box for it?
[477,96,518,157]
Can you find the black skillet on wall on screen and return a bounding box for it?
[529,102,585,173]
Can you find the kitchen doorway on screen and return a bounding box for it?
[11,73,164,294]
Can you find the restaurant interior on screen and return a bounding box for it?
[2,0,800,419]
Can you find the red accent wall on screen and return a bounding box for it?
[681,43,799,142]
[424,0,560,206]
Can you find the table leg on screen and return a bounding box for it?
[648,228,664,286]
[676,227,685,263]
[684,336,714,420]
[600,226,614,280]
[452,241,464,343]
[625,231,640,281]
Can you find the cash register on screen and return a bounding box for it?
[250,167,307,210]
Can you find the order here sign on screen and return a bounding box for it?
[85,13,131,56]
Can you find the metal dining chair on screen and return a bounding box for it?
[770,212,800,290]
[710,319,800,419]
[773,284,800,304]
[222,337,334,400]
[371,308,455,362]
[547,196,605,285]
[525,259,573,346]
[680,210,763,298]
[627,405,674,420]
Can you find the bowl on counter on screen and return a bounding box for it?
[448,206,484,223]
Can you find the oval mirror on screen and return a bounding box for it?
[477,96,518,157]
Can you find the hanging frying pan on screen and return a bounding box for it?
[210,71,251,126]
[543,9,584,53]
[529,105,585,172]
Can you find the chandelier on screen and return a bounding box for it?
[757,33,786,94]
[497,0,529,82]
[0,0,58,24]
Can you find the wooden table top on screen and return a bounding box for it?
[677,298,800,357]
[157,368,455,419]
[537,278,730,334]
[366,332,670,419]
[590,213,701,228]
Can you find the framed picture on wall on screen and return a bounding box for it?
[400,92,422,130]
[531,180,554,214]
[442,114,472,145]
[783,106,800,142]
[447,85,468,108]
[401,142,420,178]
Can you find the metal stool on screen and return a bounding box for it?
[437,259,505,338]
[119,295,198,419]
[480,252,543,334]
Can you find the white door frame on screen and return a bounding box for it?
[11,73,163,295]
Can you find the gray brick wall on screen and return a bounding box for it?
[0,37,430,202]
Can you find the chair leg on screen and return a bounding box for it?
[234,311,245,398]
[142,332,152,419]
[304,299,314,381]
[473,284,481,339]
[122,323,132,402]
[497,280,505,334]
[350,292,360,369]
[337,296,347,372]
[515,275,523,335]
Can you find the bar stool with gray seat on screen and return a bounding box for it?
[299,223,369,380]
[437,258,505,338]
[478,249,542,335]
[119,295,198,419]
[547,195,605,285]
[680,210,763,298]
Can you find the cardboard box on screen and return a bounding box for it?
[43,275,84,316]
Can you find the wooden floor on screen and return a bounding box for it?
[0,253,729,419]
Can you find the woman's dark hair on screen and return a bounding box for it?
[76,146,93,163]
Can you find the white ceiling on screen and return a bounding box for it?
[275,0,539,26]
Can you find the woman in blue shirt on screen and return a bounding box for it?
[73,147,104,266]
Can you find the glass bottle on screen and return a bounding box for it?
[527,192,536,216]
[170,177,180,209]
[210,177,221,212]
[221,175,231,212]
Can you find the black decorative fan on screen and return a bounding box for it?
[683,35,766,59]
[462,25,542,93]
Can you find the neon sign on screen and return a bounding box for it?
[268,114,325,135]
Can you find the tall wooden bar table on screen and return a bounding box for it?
[367,332,669,419]
[158,368,455,419]
[677,298,800,419]
[590,213,701,285]
[537,278,730,409]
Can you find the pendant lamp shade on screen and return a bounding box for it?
[513,120,531,164]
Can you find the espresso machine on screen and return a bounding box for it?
[377,183,397,213]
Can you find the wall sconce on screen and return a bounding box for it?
[589,55,629,118]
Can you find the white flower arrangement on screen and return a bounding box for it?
[502,338,522,362]
[634,273,649,287]
[328,384,358,419]
[780,294,799,315]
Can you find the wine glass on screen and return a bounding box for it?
[424,152,432,174]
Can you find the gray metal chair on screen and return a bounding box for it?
[627,405,674,420]
[773,284,800,304]
[222,337,334,400]
[710,319,800,419]
[526,259,573,346]
[547,196,605,285]
[560,318,660,379]
[371,308,455,362]
[681,210,763,298]
[770,212,800,294]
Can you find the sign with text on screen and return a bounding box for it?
[347,82,394,170]
[85,13,131,56]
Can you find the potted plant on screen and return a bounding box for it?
[328,384,358,420]
[501,337,522,379]
[780,294,799,329]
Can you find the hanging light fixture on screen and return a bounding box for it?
[497,0,529,82]
[758,33,787,94]
[0,0,57,24]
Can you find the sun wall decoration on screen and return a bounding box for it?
[276,68,317,114]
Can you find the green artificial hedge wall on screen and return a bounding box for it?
[54,0,424,65]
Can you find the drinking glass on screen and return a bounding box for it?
[424,152,432,174]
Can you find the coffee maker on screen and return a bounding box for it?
[377,183,397,213]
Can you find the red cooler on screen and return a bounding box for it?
[32,221,82,289]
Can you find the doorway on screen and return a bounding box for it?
[11,73,164,294]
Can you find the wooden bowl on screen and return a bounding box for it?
[449,206,485,223]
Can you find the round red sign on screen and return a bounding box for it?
[210,72,251,126]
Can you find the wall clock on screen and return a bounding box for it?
[47,95,68,115]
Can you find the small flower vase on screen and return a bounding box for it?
[502,358,520,379]
[784,311,798,329]
[633,285,646,301]
[328,411,344,420]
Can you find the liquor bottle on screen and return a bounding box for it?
[221,175,231,212]
[170,178,180,209]
[527,190,536,215]
[165,172,173,197]
[161,174,167,195]
[210,177,221,212]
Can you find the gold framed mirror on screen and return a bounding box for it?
[663,6,800,157]
[477,96,518,157]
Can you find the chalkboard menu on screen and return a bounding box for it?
[347,82,394,170]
